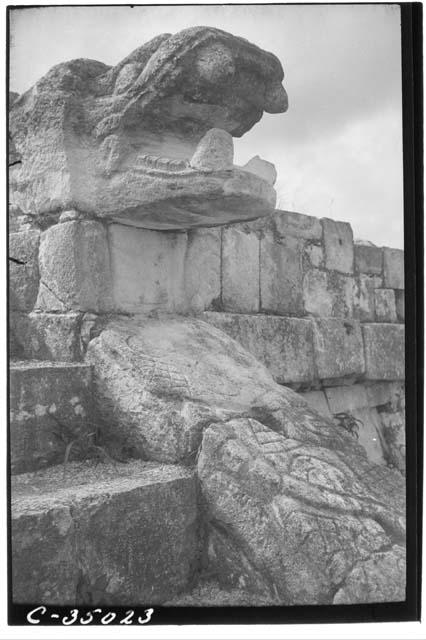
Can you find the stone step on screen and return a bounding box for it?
[11,460,199,605]
[9,360,93,474]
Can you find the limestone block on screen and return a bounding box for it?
[222,227,259,313]
[362,324,405,380]
[328,271,354,318]
[273,210,322,240]
[109,225,187,314]
[9,229,40,311]
[202,312,315,385]
[312,318,365,380]
[383,248,404,289]
[10,312,83,361]
[303,269,332,316]
[324,384,386,465]
[11,462,198,605]
[198,418,405,604]
[365,381,405,409]
[303,269,353,318]
[10,361,92,473]
[86,315,345,464]
[395,289,405,322]
[36,221,113,312]
[322,218,354,274]
[304,243,324,268]
[375,289,397,323]
[354,244,383,275]
[301,390,332,418]
[353,275,379,322]
[260,233,304,315]
[184,228,221,312]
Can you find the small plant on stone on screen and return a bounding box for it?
[49,413,118,478]
[332,412,363,440]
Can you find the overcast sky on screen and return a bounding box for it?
[9,4,404,248]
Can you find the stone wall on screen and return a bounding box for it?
[10,209,405,367]
[9,208,405,471]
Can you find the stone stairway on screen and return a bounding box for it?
[10,360,200,606]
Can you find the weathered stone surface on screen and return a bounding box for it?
[10,312,83,361]
[353,274,381,322]
[303,269,332,316]
[36,221,113,312]
[260,233,304,315]
[304,243,324,268]
[202,312,315,385]
[395,289,405,322]
[363,324,405,380]
[198,417,405,605]
[376,390,405,474]
[242,156,277,186]
[333,546,405,604]
[354,243,383,275]
[11,461,198,604]
[222,227,259,312]
[10,28,287,228]
[10,361,92,473]
[86,316,360,463]
[322,218,354,274]
[184,228,221,312]
[375,289,397,323]
[273,210,322,240]
[364,382,405,472]
[109,224,187,314]
[383,248,404,289]
[9,229,40,311]
[312,318,365,380]
[190,128,233,171]
[301,390,332,418]
[324,384,386,465]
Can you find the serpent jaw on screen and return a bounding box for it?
[9,27,287,229]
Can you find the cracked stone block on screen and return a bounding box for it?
[353,274,381,322]
[383,248,404,289]
[109,224,187,314]
[222,227,259,313]
[324,384,386,465]
[9,229,40,311]
[375,289,398,323]
[301,390,332,418]
[260,233,304,315]
[10,312,83,361]
[322,218,354,274]
[395,289,405,322]
[202,312,315,385]
[363,324,405,380]
[11,462,198,605]
[36,221,113,312]
[184,228,221,312]
[354,244,383,275]
[273,210,323,240]
[303,269,353,318]
[10,361,92,473]
[312,318,365,380]
[198,417,405,604]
